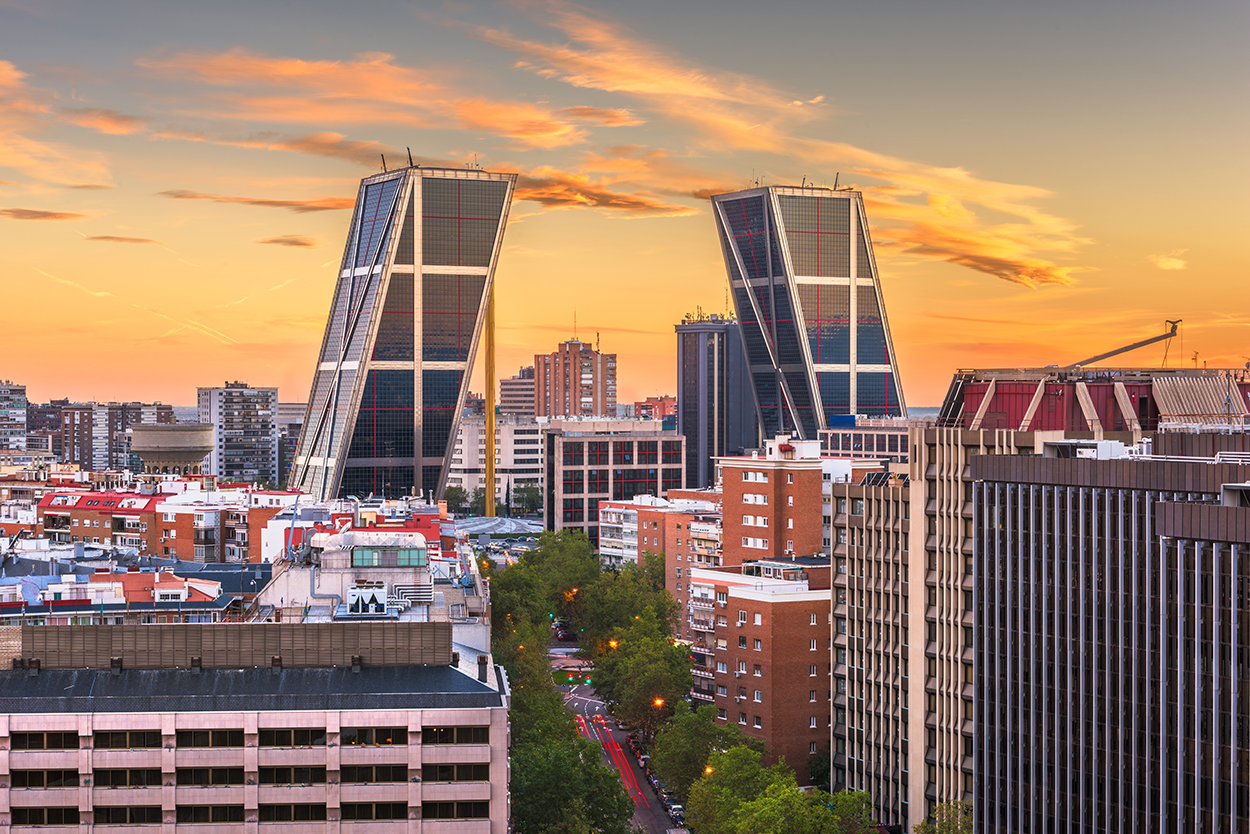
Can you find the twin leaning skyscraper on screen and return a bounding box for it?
[293,171,904,498]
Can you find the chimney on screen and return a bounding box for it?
[27,658,39,677]
[271,655,281,674]
[10,658,25,670]
[190,656,202,675]
[477,654,489,683]
[351,655,362,673]
[450,651,459,667]
[110,657,123,676]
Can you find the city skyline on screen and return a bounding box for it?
[2,0,1246,409]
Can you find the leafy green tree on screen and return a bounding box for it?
[443,485,468,514]
[488,560,546,627]
[593,610,691,742]
[510,737,635,834]
[733,776,817,834]
[579,557,681,652]
[469,487,487,516]
[913,800,972,834]
[826,790,878,834]
[686,746,792,834]
[807,743,831,792]
[652,704,760,799]
[515,483,542,514]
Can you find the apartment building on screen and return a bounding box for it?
[543,419,684,547]
[198,383,280,485]
[534,340,617,418]
[596,494,720,571]
[0,621,509,832]
[973,444,1250,834]
[0,568,232,625]
[686,559,832,784]
[499,366,535,416]
[447,414,544,502]
[60,402,175,471]
[0,382,27,451]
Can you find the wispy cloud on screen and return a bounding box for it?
[86,235,160,244]
[1,206,85,220]
[58,107,150,135]
[158,188,353,213]
[138,49,592,150]
[1148,249,1188,271]
[152,128,401,168]
[559,106,644,126]
[462,1,1090,285]
[0,60,113,186]
[514,166,695,215]
[257,234,319,247]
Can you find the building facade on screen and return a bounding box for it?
[447,414,544,502]
[717,436,827,565]
[711,186,906,438]
[291,167,517,501]
[198,383,279,484]
[534,340,617,418]
[676,314,758,490]
[819,418,915,468]
[973,449,1250,834]
[0,382,27,451]
[542,419,684,547]
[499,366,535,417]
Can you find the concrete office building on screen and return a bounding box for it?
[0,622,510,832]
[291,167,517,501]
[198,383,279,485]
[534,340,616,418]
[499,366,535,416]
[676,314,758,489]
[447,414,544,502]
[711,186,906,437]
[973,445,1250,834]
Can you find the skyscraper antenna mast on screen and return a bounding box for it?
[407,147,414,167]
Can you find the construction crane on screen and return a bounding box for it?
[1067,319,1181,368]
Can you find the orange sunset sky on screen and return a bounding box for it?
[1,0,1247,409]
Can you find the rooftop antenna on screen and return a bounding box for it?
[833,172,840,189]
[380,154,387,172]
[407,147,414,167]
[596,331,600,352]
[801,175,806,188]
[573,307,577,341]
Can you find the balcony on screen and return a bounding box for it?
[690,687,714,702]
[690,618,714,633]
[692,666,714,680]
[688,597,713,610]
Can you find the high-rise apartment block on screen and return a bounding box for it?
[291,167,517,500]
[534,340,616,418]
[711,186,906,437]
[58,401,175,471]
[499,366,535,416]
[0,382,28,451]
[973,445,1250,833]
[676,314,758,489]
[198,383,279,484]
[543,419,683,547]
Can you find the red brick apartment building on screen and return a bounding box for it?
[718,436,825,566]
[685,558,832,783]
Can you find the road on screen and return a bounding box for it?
[562,684,680,834]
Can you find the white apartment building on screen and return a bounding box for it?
[447,414,544,502]
[197,382,279,484]
[0,382,27,451]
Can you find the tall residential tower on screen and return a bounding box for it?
[291,167,517,500]
[711,186,905,437]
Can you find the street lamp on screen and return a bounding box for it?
[654,697,664,708]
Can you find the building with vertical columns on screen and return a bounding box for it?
[291,167,517,501]
[711,186,906,439]
[972,447,1250,834]
[533,340,616,418]
[676,314,758,490]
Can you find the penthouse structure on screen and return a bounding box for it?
[0,622,509,831]
[972,446,1250,834]
[291,167,517,501]
[711,186,906,437]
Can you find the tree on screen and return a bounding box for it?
[579,557,680,652]
[443,485,468,514]
[515,484,542,514]
[652,704,760,799]
[511,737,635,834]
[807,743,831,793]
[686,746,792,834]
[504,481,512,517]
[592,610,691,742]
[913,800,972,834]
[826,791,878,834]
[469,487,487,516]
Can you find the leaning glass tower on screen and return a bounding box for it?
[711,185,906,438]
[291,167,517,500]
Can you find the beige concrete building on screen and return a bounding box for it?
[498,367,534,417]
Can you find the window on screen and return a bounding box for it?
[176,768,245,786]
[836,708,846,724]
[175,729,243,748]
[717,709,727,720]
[737,661,747,673]
[259,767,327,785]
[424,726,488,745]
[738,636,747,648]
[753,690,762,702]
[352,547,426,567]
[717,661,727,673]
[810,613,818,626]
[176,806,246,823]
[13,770,79,788]
[753,664,761,677]
[810,638,818,651]
[716,685,727,696]
[810,716,818,728]
[753,639,762,651]
[809,690,817,702]
[11,731,77,750]
[753,613,762,625]
[257,805,328,822]
[753,716,762,728]
[809,665,817,676]
[837,618,847,634]
[716,591,727,604]
[13,808,79,825]
[93,731,160,750]
[420,802,487,820]
[257,728,325,747]
[421,764,489,782]
[95,807,161,824]
[737,610,747,623]
[810,741,818,754]
[340,727,406,746]
[738,713,747,725]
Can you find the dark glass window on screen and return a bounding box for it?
[341,465,414,500]
[12,809,79,825]
[423,726,489,745]
[662,440,683,464]
[14,769,79,788]
[176,806,245,823]
[258,728,326,747]
[796,284,850,365]
[94,731,160,750]
[587,441,609,465]
[777,194,851,277]
[340,727,406,746]
[857,372,901,417]
[347,369,414,461]
[258,767,326,785]
[256,805,326,822]
[562,441,584,466]
[372,273,414,361]
[422,764,490,782]
[13,732,78,750]
[175,768,244,787]
[856,286,890,366]
[637,441,658,464]
[818,372,851,421]
[95,807,161,824]
[395,194,415,265]
[612,441,634,465]
[587,497,600,523]
[563,469,584,495]
[353,176,401,269]
[423,369,464,458]
[587,469,609,494]
[613,469,657,501]
[175,729,243,748]
[422,177,508,267]
[662,468,682,493]
[422,801,489,819]
[343,803,408,820]
[341,765,408,783]
[423,274,486,361]
[562,498,584,523]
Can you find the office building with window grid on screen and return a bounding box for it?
[291,167,516,501]
[676,314,758,489]
[711,186,906,438]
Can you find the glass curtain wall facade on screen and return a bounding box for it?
[711,186,905,439]
[291,167,516,500]
[675,315,758,489]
